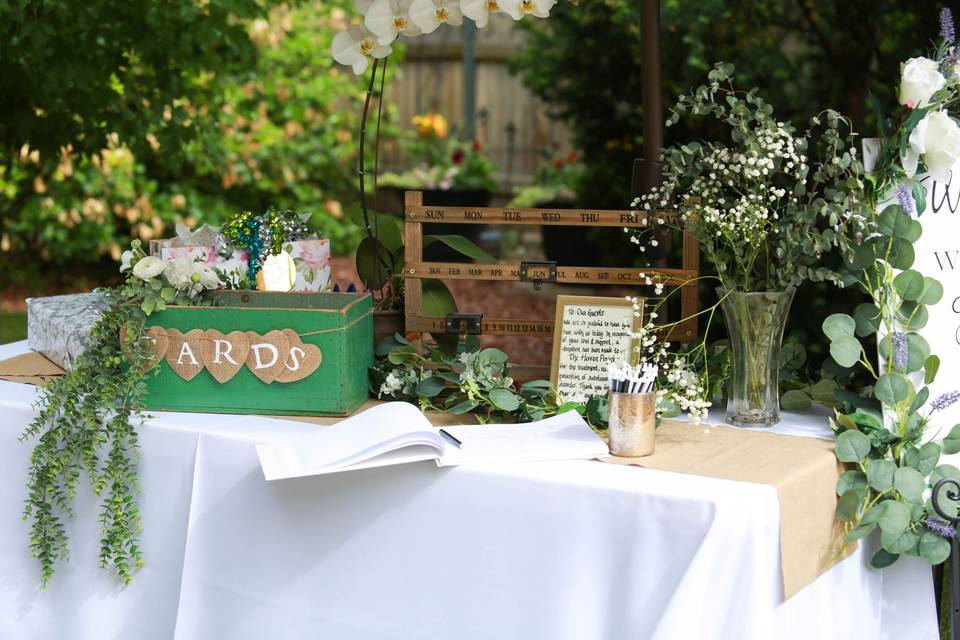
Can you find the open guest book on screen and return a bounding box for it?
[256,402,608,480]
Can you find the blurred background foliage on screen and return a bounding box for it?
[1,0,376,290]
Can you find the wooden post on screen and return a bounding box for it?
[404,191,424,341]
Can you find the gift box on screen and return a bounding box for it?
[151,224,332,292]
[27,292,109,370]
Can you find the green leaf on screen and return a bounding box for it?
[835,429,871,463]
[931,464,960,487]
[905,334,930,373]
[867,459,896,492]
[874,372,911,405]
[925,355,941,385]
[876,500,910,534]
[881,529,919,555]
[848,407,883,430]
[909,386,930,415]
[830,335,862,368]
[449,399,479,415]
[944,425,960,455]
[355,236,391,291]
[779,342,806,369]
[894,467,926,502]
[424,235,497,264]
[810,379,841,407]
[835,490,861,522]
[889,238,916,270]
[822,313,856,340]
[160,287,176,303]
[488,388,521,411]
[140,297,155,315]
[893,270,925,301]
[781,389,812,411]
[912,180,927,218]
[845,522,876,543]
[906,442,941,476]
[852,303,880,337]
[837,470,868,500]
[415,376,446,398]
[870,548,899,569]
[422,279,460,353]
[919,531,951,565]
[919,277,944,306]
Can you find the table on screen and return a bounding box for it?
[0,340,939,639]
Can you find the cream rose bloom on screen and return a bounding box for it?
[163,256,198,289]
[899,57,946,109]
[131,256,165,280]
[903,111,960,181]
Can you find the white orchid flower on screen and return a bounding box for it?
[354,0,376,13]
[499,0,556,20]
[410,0,463,34]
[461,0,503,28]
[331,25,393,75]
[365,0,421,45]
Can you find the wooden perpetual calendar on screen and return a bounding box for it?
[402,190,701,344]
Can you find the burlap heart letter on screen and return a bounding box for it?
[245,330,290,384]
[200,330,251,383]
[165,329,206,382]
[275,335,323,384]
[120,324,169,373]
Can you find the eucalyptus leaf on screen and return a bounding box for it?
[781,389,812,411]
[874,372,911,405]
[835,429,871,463]
[830,335,862,368]
[845,522,876,543]
[416,376,446,398]
[852,303,880,337]
[449,399,480,415]
[822,313,856,339]
[835,490,861,522]
[944,426,960,455]
[919,277,944,306]
[870,549,899,569]
[867,459,895,492]
[837,470,868,500]
[848,407,883,430]
[893,467,925,502]
[488,388,521,411]
[893,270,924,301]
[919,531,951,565]
[905,442,941,476]
[876,500,910,534]
[881,529,919,555]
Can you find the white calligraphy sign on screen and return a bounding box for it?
[550,296,641,404]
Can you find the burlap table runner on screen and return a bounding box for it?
[3,351,846,597]
[602,420,850,598]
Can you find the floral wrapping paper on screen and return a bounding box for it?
[26,292,110,370]
[156,239,332,292]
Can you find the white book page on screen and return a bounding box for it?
[257,402,443,480]
[437,410,607,467]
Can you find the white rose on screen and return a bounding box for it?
[131,256,165,280]
[899,57,946,109]
[163,256,196,289]
[905,110,960,181]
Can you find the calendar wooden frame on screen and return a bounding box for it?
[402,190,700,344]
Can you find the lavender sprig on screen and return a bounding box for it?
[890,331,908,370]
[930,390,960,413]
[926,516,957,539]
[895,185,916,217]
[942,7,956,44]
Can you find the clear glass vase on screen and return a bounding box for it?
[719,288,795,427]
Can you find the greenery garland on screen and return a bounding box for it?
[20,240,238,585]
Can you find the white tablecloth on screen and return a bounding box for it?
[0,341,939,640]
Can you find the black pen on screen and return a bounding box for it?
[439,428,463,449]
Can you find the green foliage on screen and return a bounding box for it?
[19,239,236,585]
[370,334,572,424]
[1,1,375,284]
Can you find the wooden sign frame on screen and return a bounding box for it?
[402,190,700,344]
[549,295,643,401]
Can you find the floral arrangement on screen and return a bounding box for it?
[380,113,498,192]
[820,9,960,569]
[508,146,584,208]
[631,63,865,294]
[371,333,574,423]
[20,240,241,585]
[332,0,577,74]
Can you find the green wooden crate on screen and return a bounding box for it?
[141,291,373,416]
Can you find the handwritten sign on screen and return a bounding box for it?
[124,326,322,384]
[550,296,641,403]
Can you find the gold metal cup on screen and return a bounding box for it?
[608,391,656,457]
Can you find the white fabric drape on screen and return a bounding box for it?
[0,341,938,640]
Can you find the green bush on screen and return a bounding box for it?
[1,1,385,285]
